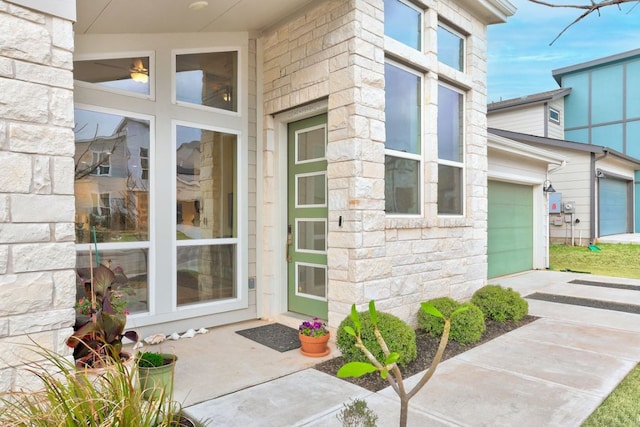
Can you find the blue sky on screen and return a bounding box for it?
[487,0,640,103]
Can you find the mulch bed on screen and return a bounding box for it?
[315,315,538,392]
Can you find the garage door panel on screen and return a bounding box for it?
[488,181,533,278]
[598,178,629,236]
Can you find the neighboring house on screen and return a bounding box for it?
[0,0,520,391]
[488,81,640,246]
[553,48,640,235]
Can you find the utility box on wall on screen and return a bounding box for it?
[549,192,562,213]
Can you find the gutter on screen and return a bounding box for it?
[590,149,609,244]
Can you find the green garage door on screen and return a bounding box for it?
[488,181,533,278]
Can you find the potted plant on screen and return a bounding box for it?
[67,262,139,368]
[298,317,330,357]
[137,351,178,400]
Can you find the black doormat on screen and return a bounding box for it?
[569,279,640,292]
[527,292,640,314]
[235,323,301,352]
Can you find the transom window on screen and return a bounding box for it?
[549,107,560,124]
[438,23,465,72]
[383,0,422,51]
[437,83,465,215]
[175,51,238,112]
[74,56,151,96]
[384,61,422,215]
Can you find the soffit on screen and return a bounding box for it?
[75,0,316,34]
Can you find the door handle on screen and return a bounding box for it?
[286,224,293,263]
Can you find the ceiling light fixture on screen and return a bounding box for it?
[189,1,209,10]
[130,58,149,84]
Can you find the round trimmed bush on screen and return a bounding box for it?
[471,285,528,322]
[418,297,486,345]
[336,311,417,367]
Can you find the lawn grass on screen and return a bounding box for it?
[550,243,640,425]
[549,243,640,279]
[582,363,640,427]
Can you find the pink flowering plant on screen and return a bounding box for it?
[299,317,329,337]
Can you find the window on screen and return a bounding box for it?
[437,83,464,215]
[175,51,238,112]
[90,151,111,176]
[74,108,151,314]
[549,107,560,124]
[175,124,238,305]
[74,56,151,96]
[438,23,464,72]
[384,61,422,215]
[384,0,422,50]
[140,147,149,180]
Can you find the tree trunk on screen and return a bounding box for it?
[399,396,409,427]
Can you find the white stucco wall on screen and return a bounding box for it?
[0,0,76,392]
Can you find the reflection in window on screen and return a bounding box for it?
[76,249,149,314]
[385,62,421,154]
[438,164,463,215]
[437,84,464,215]
[297,173,326,207]
[176,51,238,112]
[296,263,327,300]
[438,85,463,162]
[296,126,326,163]
[74,57,150,95]
[74,108,150,243]
[176,125,237,240]
[438,24,464,72]
[385,60,422,215]
[385,156,420,214]
[177,244,236,305]
[384,0,421,50]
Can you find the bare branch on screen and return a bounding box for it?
[528,0,640,44]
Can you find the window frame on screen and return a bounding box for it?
[383,0,424,51]
[437,22,466,72]
[172,47,242,117]
[171,119,244,311]
[437,81,466,216]
[74,103,155,319]
[549,107,561,124]
[384,59,424,217]
[90,151,112,176]
[73,51,155,100]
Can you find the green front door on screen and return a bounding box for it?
[287,114,328,318]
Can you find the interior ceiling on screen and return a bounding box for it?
[75,0,316,35]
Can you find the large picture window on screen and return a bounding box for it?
[175,124,238,306]
[437,83,464,215]
[384,61,422,215]
[74,107,151,314]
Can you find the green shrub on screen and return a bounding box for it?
[417,297,486,345]
[337,398,378,427]
[471,285,528,322]
[337,310,417,367]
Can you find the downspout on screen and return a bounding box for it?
[591,149,609,244]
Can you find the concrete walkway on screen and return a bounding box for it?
[178,270,640,426]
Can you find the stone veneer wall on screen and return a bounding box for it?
[0,1,76,391]
[261,0,489,327]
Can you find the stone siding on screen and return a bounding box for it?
[261,0,490,327]
[0,0,75,392]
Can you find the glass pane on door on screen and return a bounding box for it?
[296,263,327,300]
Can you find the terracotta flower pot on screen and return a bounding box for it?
[299,332,330,357]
